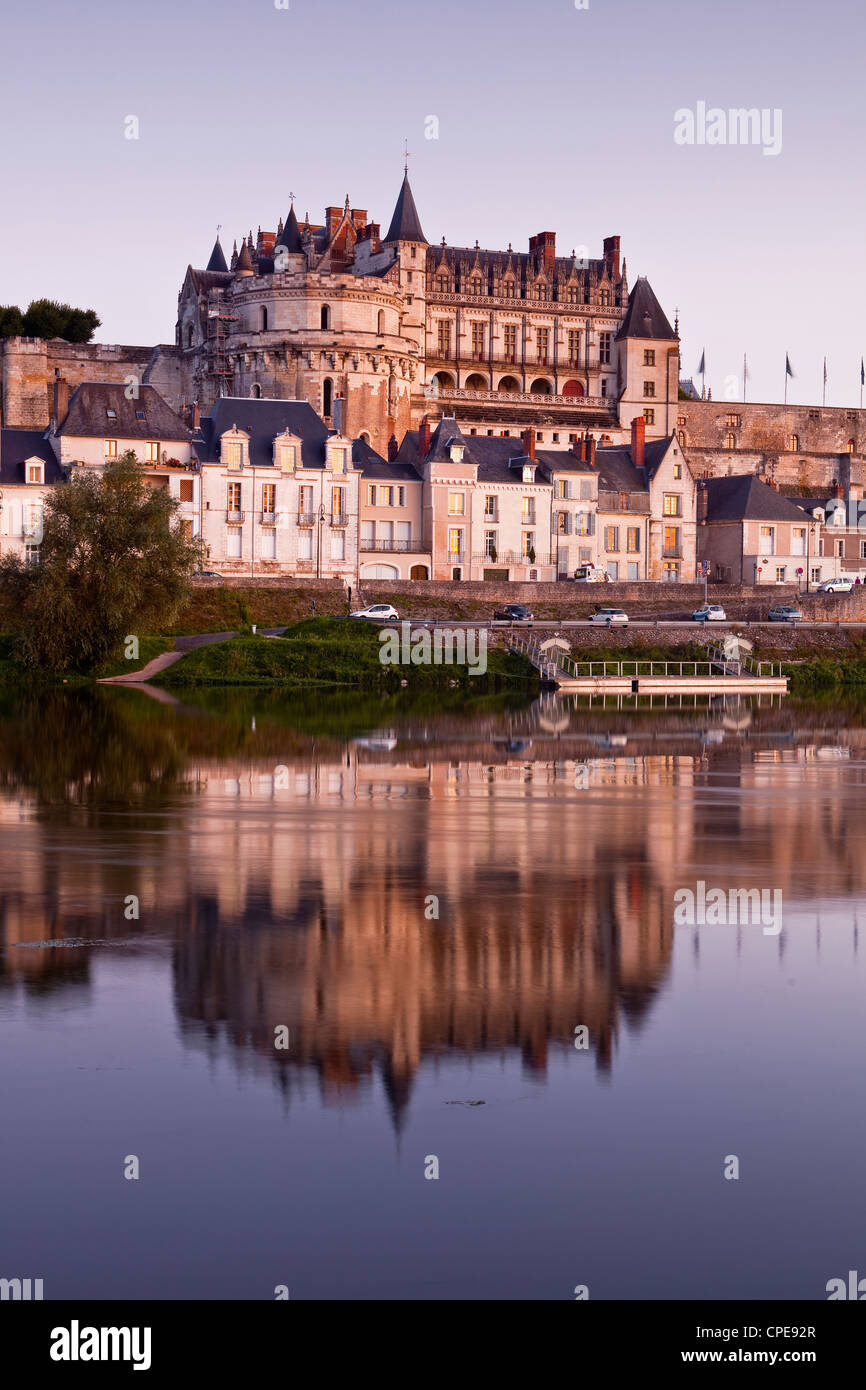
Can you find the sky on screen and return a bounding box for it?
[1,0,864,407]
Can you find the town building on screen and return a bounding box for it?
[697,475,815,585]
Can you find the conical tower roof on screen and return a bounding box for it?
[383,172,426,244]
[206,236,228,273]
[275,203,303,254]
[615,276,676,341]
[235,238,253,276]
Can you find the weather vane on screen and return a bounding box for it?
[403,140,410,172]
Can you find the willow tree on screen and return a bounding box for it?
[0,453,198,672]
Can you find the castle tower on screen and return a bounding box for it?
[615,276,679,438]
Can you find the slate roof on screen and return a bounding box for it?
[398,418,596,484]
[615,276,676,341]
[701,475,812,523]
[274,205,303,255]
[193,398,387,472]
[206,237,229,273]
[383,173,427,244]
[57,383,191,441]
[187,266,232,294]
[594,436,674,490]
[0,429,64,485]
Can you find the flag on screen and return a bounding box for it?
[861,356,864,386]
[697,349,706,376]
[785,353,794,378]
[823,356,828,385]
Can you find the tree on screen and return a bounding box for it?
[0,453,198,672]
[20,298,101,342]
[0,305,24,337]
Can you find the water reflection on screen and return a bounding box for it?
[2,688,865,1133]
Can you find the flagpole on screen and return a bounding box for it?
[823,355,827,408]
[743,353,747,402]
[784,360,787,405]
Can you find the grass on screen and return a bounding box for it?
[157,617,535,690]
[92,636,174,679]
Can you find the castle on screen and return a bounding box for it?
[1,171,864,492]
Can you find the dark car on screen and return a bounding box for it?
[494,604,534,622]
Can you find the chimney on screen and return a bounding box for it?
[571,433,584,458]
[586,433,596,465]
[630,415,646,469]
[418,418,431,460]
[388,434,398,462]
[834,478,844,498]
[333,395,343,435]
[603,235,621,281]
[53,372,70,428]
[697,479,708,523]
[325,206,342,238]
[192,401,201,430]
[521,427,536,459]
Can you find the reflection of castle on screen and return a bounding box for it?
[2,732,864,1129]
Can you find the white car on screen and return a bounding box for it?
[693,604,727,622]
[816,577,854,593]
[590,607,628,626]
[350,604,399,621]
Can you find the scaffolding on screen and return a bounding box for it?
[206,291,239,396]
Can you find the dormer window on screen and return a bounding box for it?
[106,408,117,420]
[221,430,248,469]
[449,442,465,464]
[328,444,349,474]
[277,443,296,472]
[26,459,44,485]
[522,465,534,482]
[136,410,146,421]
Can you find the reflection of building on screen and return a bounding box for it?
[3,710,866,1130]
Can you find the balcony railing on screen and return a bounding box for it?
[432,385,613,409]
[225,510,245,523]
[297,511,316,526]
[331,512,349,528]
[472,551,552,565]
[360,538,416,553]
[260,511,277,525]
[662,546,683,558]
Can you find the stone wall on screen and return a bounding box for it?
[0,337,182,429]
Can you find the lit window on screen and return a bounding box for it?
[146,441,159,462]
[788,434,800,452]
[724,432,735,450]
[663,494,681,516]
[448,492,465,515]
[262,484,275,515]
[643,409,655,426]
[105,439,117,457]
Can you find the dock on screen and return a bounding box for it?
[509,634,788,695]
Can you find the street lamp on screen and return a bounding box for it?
[316,501,326,578]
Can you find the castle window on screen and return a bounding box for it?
[677,430,686,447]
[504,280,515,298]
[437,321,451,356]
[106,409,117,419]
[260,307,268,331]
[643,409,655,426]
[186,326,194,349]
[567,331,581,366]
[725,413,741,428]
[643,381,655,397]
[788,434,800,452]
[323,378,333,417]
[471,277,481,296]
[437,276,447,293]
[848,439,855,453]
[644,349,656,366]
[321,306,331,330]
[377,310,385,335]
[250,384,262,399]
[600,289,611,306]
[724,432,735,450]
[599,332,612,365]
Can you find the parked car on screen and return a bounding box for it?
[590,607,629,626]
[494,604,534,622]
[573,564,608,583]
[350,604,399,621]
[816,577,854,593]
[692,604,727,622]
[193,569,222,579]
[768,605,802,622]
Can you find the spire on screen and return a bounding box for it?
[383,172,426,244]
[275,203,303,255]
[206,235,228,273]
[230,240,238,271]
[615,276,676,341]
[235,237,253,277]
